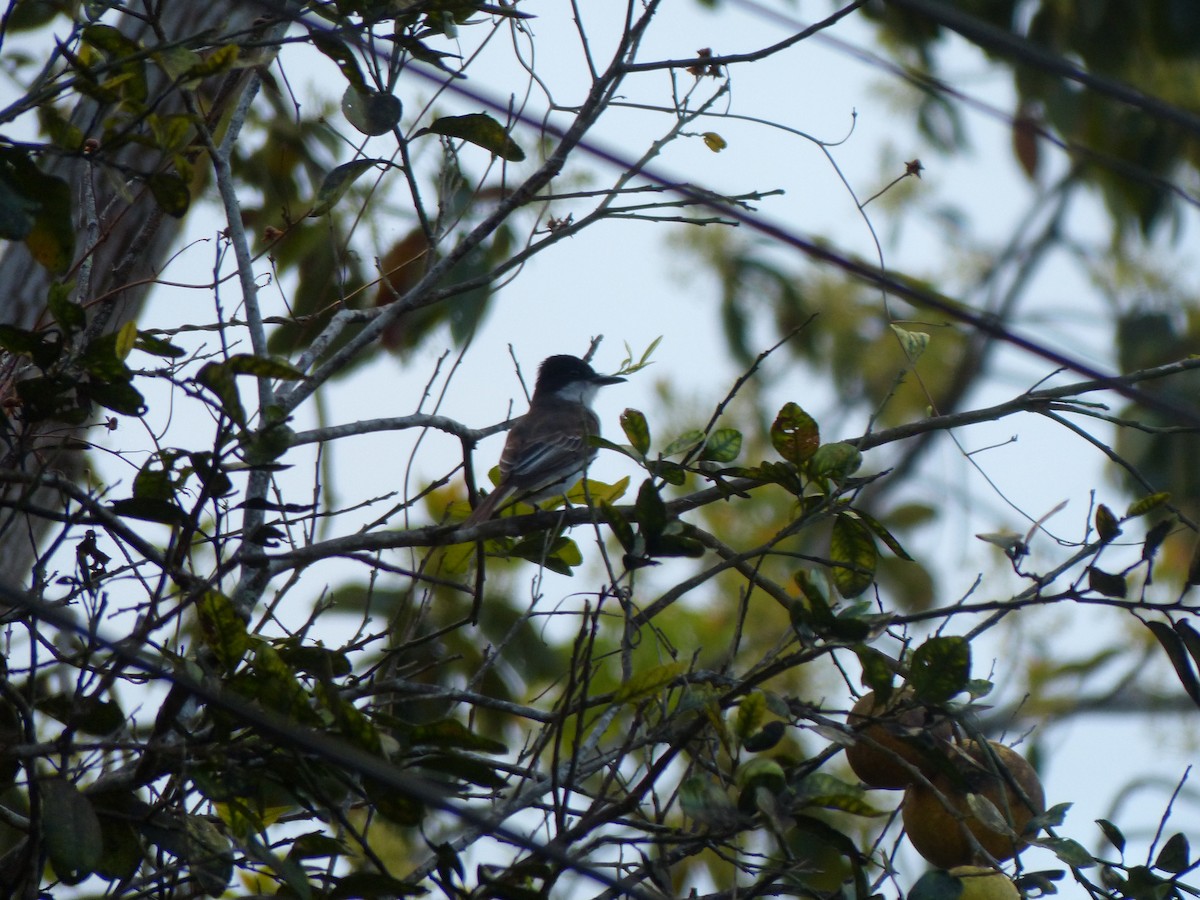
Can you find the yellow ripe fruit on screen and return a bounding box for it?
[949,866,1020,900]
[903,741,1046,869]
[843,690,952,790]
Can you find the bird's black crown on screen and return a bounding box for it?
[535,355,624,395]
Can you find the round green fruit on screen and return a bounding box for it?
[949,866,1020,900]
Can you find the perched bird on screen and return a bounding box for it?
[463,355,625,526]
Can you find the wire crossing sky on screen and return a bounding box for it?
[280,0,1200,428]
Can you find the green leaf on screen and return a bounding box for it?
[661,428,705,459]
[16,373,86,423]
[196,590,250,672]
[24,165,74,274]
[114,321,137,360]
[547,535,584,571]
[1125,865,1171,899]
[224,353,307,380]
[362,778,425,827]
[0,323,46,357]
[649,458,687,485]
[287,831,348,861]
[741,720,785,752]
[701,427,742,462]
[422,113,526,161]
[1143,519,1174,562]
[274,643,352,679]
[1127,491,1171,518]
[853,507,912,560]
[82,378,146,416]
[342,85,403,136]
[1036,835,1096,868]
[890,323,930,360]
[309,159,382,217]
[108,496,186,526]
[1035,802,1073,828]
[6,0,67,31]
[188,451,233,498]
[735,758,786,813]
[601,500,635,553]
[420,752,507,790]
[81,24,146,104]
[395,35,462,75]
[1175,620,1200,681]
[909,870,965,900]
[680,776,738,829]
[37,692,125,736]
[807,441,862,481]
[613,661,687,704]
[0,157,39,239]
[132,451,182,501]
[909,635,971,703]
[1095,503,1122,542]
[195,360,244,425]
[634,478,668,537]
[330,871,426,899]
[1096,818,1126,854]
[771,402,819,465]
[310,32,367,93]
[95,817,142,882]
[184,43,240,79]
[829,514,877,598]
[793,772,885,817]
[649,531,706,559]
[80,331,134,381]
[148,171,190,217]
[409,718,507,755]
[735,692,766,740]
[134,332,187,358]
[183,815,233,895]
[82,23,140,59]
[620,408,651,456]
[154,45,202,81]
[1155,832,1190,873]
[241,645,312,720]
[1086,566,1127,598]
[147,113,194,153]
[37,103,84,153]
[41,778,103,884]
[510,534,582,575]
[46,281,83,332]
[855,646,895,701]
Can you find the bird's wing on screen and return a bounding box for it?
[500,411,596,485]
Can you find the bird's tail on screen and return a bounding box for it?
[462,486,511,528]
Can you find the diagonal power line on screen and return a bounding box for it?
[252,0,1200,427]
[362,17,1200,427]
[887,0,1200,137]
[282,2,1200,427]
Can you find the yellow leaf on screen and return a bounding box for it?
[702,132,727,152]
[114,321,137,360]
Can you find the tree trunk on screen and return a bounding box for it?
[0,5,273,585]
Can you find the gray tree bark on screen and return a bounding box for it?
[0,5,278,585]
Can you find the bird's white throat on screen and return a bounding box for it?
[552,381,601,407]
